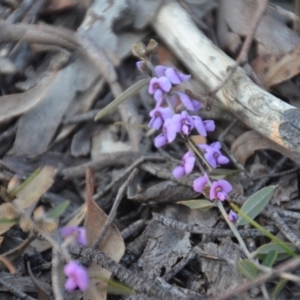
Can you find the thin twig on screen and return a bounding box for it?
[51,245,65,300]
[152,213,277,238]
[70,245,205,300]
[210,255,300,300]
[93,168,139,249]
[0,276,37,300]
[121,219,146,240]
[93,156,166,200]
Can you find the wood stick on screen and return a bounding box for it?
[152,2,300,163]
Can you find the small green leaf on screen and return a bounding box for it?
[253,243,296,262]
[95,78,150,121]
[9,168,41,198]
[0,218,19,225]
[262,250,277,267]
[272,279,288,299]
[237,186,275,226]
[238,259,260,279]
[47,200,70,219]
[178,200,216,211]
[208,168,240,179]
[230,203,297,258]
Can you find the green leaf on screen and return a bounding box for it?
[236,186,275,226]
[95,78,150,121]
[238,259,260,279]
[272,279,288,299]
[208,168,240,179]
[0,218,19,225]
[9,168,41,198]
[230,203,297,258]
[253,243,296,262]
[178,200,216,211]
[261,250,277,267]
[47,200,70,219]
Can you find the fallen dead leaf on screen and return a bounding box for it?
[252,46,300,89]
[84,169,125,300]
[0,73,55,124]
[231,130,300,166]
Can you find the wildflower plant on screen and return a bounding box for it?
[134,39,233,203]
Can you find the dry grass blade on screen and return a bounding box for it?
[252,46,300,89]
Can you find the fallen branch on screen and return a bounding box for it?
[152,2,300,163]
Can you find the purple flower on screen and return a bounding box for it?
[149,77,172,102]
[176,92,202,111]
[199,142,229,168]
[172,111,194,135]
[148,107,173,130]
[60,226,87,246]
[210,180,232,201]
[228,210,238,222]
[154,119,177,147]
[136,61,143,69]
[173,151,196,178]
[193,173,209,193]
[154,65,191,84]
[64,261,89,292]
[204,120,215,132]
[191,116,207,136]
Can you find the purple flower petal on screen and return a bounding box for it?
[218,180,233,193]
[217,191,226,201]
[178,73,191,82]
[155,65,167,77]
[160,107,173,120]
[154,134,168,148]
[149,78,159,94]
[154,89,164,102]
[173,165,186,178]
[211,141,221,150]
[209,181,218,200]
[165,125,177,143]
[148,116,163,130]
[60,226,87,246]
[136,61,143,69]
[193,174,209,193]
[158,76,172,92]
[228,210,238,222]
[171,114,184,133]
[217,155,230,165]
[205,151,217,168]
[177,92,195,111]
[204,120,215,132]
[192,116,207,136]
[64,261,89,292]
[165,68,181,84]
[191,100,202,111]
[184,157,196,174]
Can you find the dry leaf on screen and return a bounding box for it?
[231,130,300,166]
[0,167,55,235]
[252,46,300,89]
[0,74,54,124]
[84,174,125,300]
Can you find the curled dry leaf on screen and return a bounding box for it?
[231,130,300,165]
[0,73,55,124]
[252,46,300,89]
[84,172,125,300]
